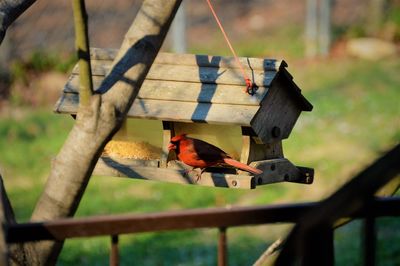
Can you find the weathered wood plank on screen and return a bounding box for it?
[147,64,272,86]
[6,198,400,243]
[72,61,276,87]
[240,127,283,165]
[93,157,312,188]
[250,158,314,185]
[64,75,268,105]
[251,74,302,143]
[139,80,268,104]
[89,47,118,60]
[88,47,286,71]
[96,157,160,168]
[161,121,175,168]
[130,100,259,125]
[54,93,259,126]
[94,157,255,189]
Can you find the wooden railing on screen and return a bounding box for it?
[5,197,399,265]
[5,145,400,265]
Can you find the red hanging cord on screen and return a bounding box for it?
[205,0,254,94]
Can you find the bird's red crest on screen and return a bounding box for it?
[170,134,187,142]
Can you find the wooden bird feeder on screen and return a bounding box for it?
[54,48,314,189]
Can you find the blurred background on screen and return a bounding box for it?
[0,0,399,265]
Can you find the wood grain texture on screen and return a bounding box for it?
[94,157,256,189]
[55,93,260,125]
[250,158,314,185]
[251,74,302,143]
[93,157,313,188]
[88,47,286,71]
[56,48,313,144]
[64,74,268,105]
[72,60,276,87]
[240,128,284,165]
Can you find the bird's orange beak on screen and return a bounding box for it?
[167,143,176,151]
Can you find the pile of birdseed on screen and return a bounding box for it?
[102,140,162,160]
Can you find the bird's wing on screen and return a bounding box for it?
[191,138,228,163]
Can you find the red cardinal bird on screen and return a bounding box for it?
[168,134,263,179]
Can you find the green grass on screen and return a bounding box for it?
[285,58,400,194]
[59,229,276,266]
[188,26,305,59]
[0,55,399,265]
[0,108,74,219]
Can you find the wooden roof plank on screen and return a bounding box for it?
[72,61,276,87]
[129,99,258,125]
[89,47,286,71]
[54,93,259,125]
[64,75,268,105]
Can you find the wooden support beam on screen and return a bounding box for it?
[7,202,319,243]
[6,197,400,244]
[161,121,175,168]
[302,224,334,266]
[276,144,400,266]
[110,235,119,266]
[218,227,227,266]
[363,216,376,266]
[94,157,256,189]
[93,157,313,189]
[240,126,283,165]
[250,158,314,186]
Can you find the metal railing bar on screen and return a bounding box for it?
[363,216,376,266]
[110,235,119,266]
[218,227,227,266]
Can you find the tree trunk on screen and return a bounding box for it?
[305,0,318,57]
[319,0,332,57]
[0,175,12,266]
[367,0,387,36]
[170,2,187,53]
[16,0,182,264]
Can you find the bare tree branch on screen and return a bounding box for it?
[0,174,38,266]
[72,0,93,107]
[253,238,284,266]
[0,0,37,44]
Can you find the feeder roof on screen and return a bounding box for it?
[54,48,312,125]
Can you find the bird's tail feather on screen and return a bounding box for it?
[223,158,263,175]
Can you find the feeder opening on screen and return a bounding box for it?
[173,122,242,161]
[103,118,163,160]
